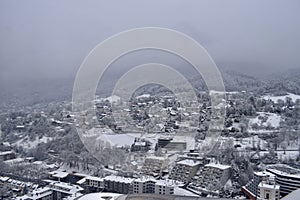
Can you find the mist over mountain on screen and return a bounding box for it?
[1,0,300,109]
[1,67,300,110]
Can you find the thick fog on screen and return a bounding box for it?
[0,0,300,90]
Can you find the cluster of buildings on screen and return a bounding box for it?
[243,164,300,200]
[12,156,231,199]
[16,181,84,200]
[14,172,186,200]
[0,176,39,198]
[81,174,185,196]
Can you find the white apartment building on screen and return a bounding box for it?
[258,175,280,200]
[132,177,177,195]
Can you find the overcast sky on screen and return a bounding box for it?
[1,0,300,84]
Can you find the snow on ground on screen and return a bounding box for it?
[174,187,200,197]
[13,136,53,149]
[248,112,281,131]
[88,127,194,151]
[98,134,136,148]
[263,93,300,103]
[85,127,114,137]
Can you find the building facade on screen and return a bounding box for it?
[169,159,201,183]
[266,168,300,197]
[141,156,169,176]
[104,175,134,194]
[243,171,272,200]
[188,163,231,195]
[132,177,175,195]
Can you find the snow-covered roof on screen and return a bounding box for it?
[76,178,86,185]
[136,94,151,99]
[134,176,156,183]
[258,182,280,190]
[86,176,103,182]
[205,163,231,170]
[254,171,273,177]
[49,181,84,194]
[2,142,11,147]
[134,141,146,146]
[155,179,184,187]
[133,177,183,187]
[267,168,300,179]
[0,176,10,182]
[52,171,69,179]
[16,187,52,200]
[104,175,134,184]
[177,159,200,167]
[73,172,88,177]
[46,164,58,169]
[4,158,24,165]
[0,150,14,156]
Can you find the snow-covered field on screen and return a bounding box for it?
[248,112,281,132]
[87,127,196,151]
[99,134,136,148]
[13,136,53,149]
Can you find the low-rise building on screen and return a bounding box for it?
[0,150,15,161]
[16,181,83,200]
[85,176,104,192]
[16,187,52,200]
[48,170,69,182]
[104,175,134,194]
[48,181,83,199]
